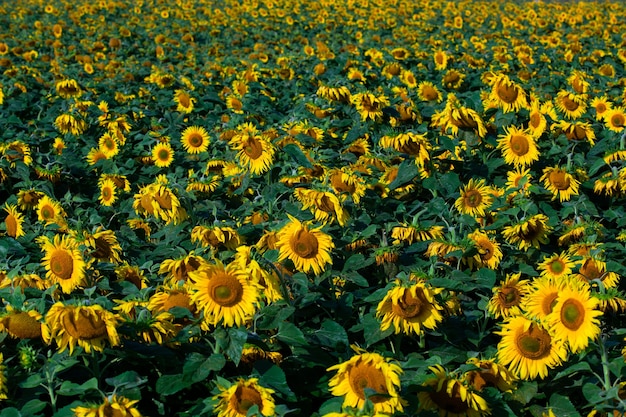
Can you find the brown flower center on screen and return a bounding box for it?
[611,113,625,128]
[509,134,530,156]
[515,323,552,359]
[160,291,192,312]
[562,96,579,111]
[529,112,542,129]
[429,379,469,413]
[49,249,74,280]
[391,289,425,318]
[6,312,42,339]
[243,136,264,160]
[348,360,389,403]
[290,228,319,259]
[463,189,483,208]
[541,291,559,315]
[230,384,263,414]
[549,169,571,190]
[92,236,113,259]
[496,82,519,104]
[62,309,107,340]
[209,272,244,307]
[178,92,191,108]
[317,195,336,213]
[498,286,521,308]
[40,204,56,220]
[187,132,203,148]
[5,213,18,237]
[560,299,585,330]
[157,148,171,161]
[330,173,356,194]
[579,259,602,280]
[422,85,439,101]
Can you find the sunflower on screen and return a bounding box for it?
[0,306,43,339]
[152,142,175,168]
[181,125,210,154]
[400,69,418,88]
[36,195,65,225]
[464,357,516,393]
[233,245,283,303]
[115,262,148,290]
[454,179,493,218]
[552,120,596,145]
[189,261,261,328]
[99,178,117,206]
[231,132,275,174]
[433,49,449,70]
[276,215,334,275]
[527,100,547,138]
[379,132,431,166]
[505,167,532,194]
[72,395,142,417]
[174,89,195,114]
[489,74,528,113]
[418,364,490,417]
[487,273,531,319]
[83,228,123,264]
[554,90,587,119]
[213,378,276,417]
[351,92,389,122]
[590,96,612,120]
[294,188,349,226]
[495,315,567,380]
[133,181,186,225]
[148,283,198,320]
[442,69,465,89]
[567,70,589,95]
[43,302,120,354]
[502,214,552,251]
[40,234,87,294]
[0,354,6,400]
[497,125,539,168]
[466,229,502,270]
[376,279,444,335]
[17,189,44,211]
[327,348,404,414]
[4,203,25,238]
[417,81,443,103]
[537,252,575,280]
[603,107,626,133]
[575,257,619,289]
[190,225,242,250]
[55,79,82,98]
[540,166,580,202]
[328,167,367,204]
[391,224,444,245]
[98,132,119,158]
[159,253,207,285]
[546,284,602,353]
[240,345,283,366]
[2,141,32,166]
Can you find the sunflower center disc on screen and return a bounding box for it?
[63,309,107,340]
[497,83,518,103]
[516,323,551,359]
[509,135,529,156]
[211,274,243,307]
[548,260,565,274]
[499,286,521,308]
[50,249,74,280]
[189,133,203,147]
[563,96,579,111]
[232,385,263,414]
[5,214,17,236]
[392,290,424,318]
[463,189,483,208]
[291,229,319,259]
[244,137,263,159]
[549,170,571,190]
[41,205,55,220]
[561,299,585,330]
[348,361,388,403]
[612,114,624,128]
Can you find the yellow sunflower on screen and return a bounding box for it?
[98,132,119,158]
[181,125,210,154]
[487,273,531,319]
[466,229,503,270]
[552,120,596,145]
[231,132,275,175]
[527,101,547,138]
[489,74,528,113]
[213,378,275,417]
[433,49,449,70]
[575,257,619,290]
[276,215,334,275]
[99,178,117,206]
[502,214,552,251]
[417,81,443,103]
[537,252,575,280]
[540,166,580,202]
[72,395,142,417]
[454,179,493,218]
[4,203,25,238]
[376,279,444,335]
[189,261,261,328]
[151,142,175,168]
[36,195,66,226]
[17,189,44,211]
[327,348,404,415]
[43,302,120,354]
[546,284,603,353]
[350,92,390,122]
[554,90,587,119]
[603,107,626,133]
[378,132,431,167]
[497,125,539,168]
[391,224,444,245]
[418,364,490,417]
[40,234,86,294]
[233,245,283,303]
[83,228,123,264]
[0,306,43,339]
[294,188,349,226]
[464,357,516,393]
[590,96,612,120]
[174,89,195,114]
[328,167,367,204]
[496,315,567,380]
[159,252,208,284]
[190,225,242,250]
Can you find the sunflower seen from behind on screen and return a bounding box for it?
[502,213,552,251]
[189,260,261,328]
[327,347,404,415]
[230,131,275,175]
[276,215,334,275]
[40,234,87,294]
[376,279,444,336]
[3,203,25,238]
[43,302,120,354]
[496,315,567,380]
[213,378,275,417]
[72,395,142,417]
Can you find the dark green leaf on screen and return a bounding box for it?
[57,378,98,396]
[509,381,538,405]
[277,321,307,347]
[315,319,349,351]
[21,400,47,415]
[105,371,147,390]
[343,254,373,273]
[362,312,393,347]
[156,374,188,396]
[256,362,296,401]
[20,374,44,389]
[283,144,313,168]
[227,326,248,366]
[256,303,296,330]
[554,362,592,380]
[388,159,418,190]
[0,408,21,417]
[582,383,604,405]
[549,393,581,417]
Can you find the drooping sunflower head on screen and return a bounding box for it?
[502,214,552,251]
[540,166,580,202]
[0,306,43,339]
[4,203,26,238]
[464,357,516,393]
[487,273,531,319]
[213,378,276,417]
[231,132,275,175]
[555,90,587,119]
[327,349,404,415]
[174,89,195,114]
[72,395,142,417]
[490,74,528,113]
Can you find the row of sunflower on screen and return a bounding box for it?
[2,0,626,416]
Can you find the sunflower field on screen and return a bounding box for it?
[2,0,626,416]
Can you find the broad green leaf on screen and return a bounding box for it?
[549,393,580,417]
[21,400,47,415]
[362,312,393,347]
[256,362,296,401]
[283,144,313,168]
[105,371,147,389]
[256,303,296,330]
[0,408,21,417]
[277,321,307,347]
[227,326,248,366]
[582,383,603,405]
[508,381,538,405]
[156,374,187,396]
[315,319,349,351]
[343,253,373,273]
[388,159,418,191]
[57,378,98,396]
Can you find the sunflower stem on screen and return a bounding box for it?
[598,333,612,393]
[43,368,58,413]
[418,331,426,349]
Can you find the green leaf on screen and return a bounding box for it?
[518,263,539,277]
[227,326,248,366]
[183,353,226,383]
[315,319,349,351]
[554,362,592,380]
[21,400,47,416]
[156,374,188,396]
[509,381,538,405]
[255,362,297,401]
[277,321,307,347]
[343,271,369,287]
[0,408,21,417]
[473,268,496,289]
[582,383,604,405]
[283,144,313,168]
[362,312,393,347]
[256,303,296,330]
[20,374,44,389]
[549,393,581,417]
[388,159,418,190]
[343,254,373,273]
[105,371,147,390]
[57,378,99,396]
